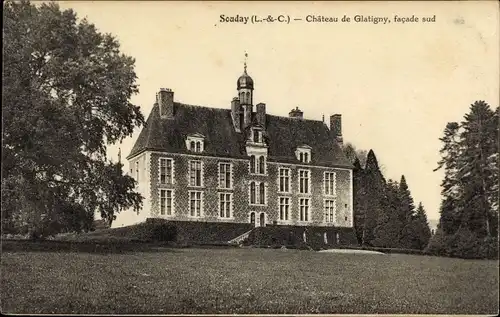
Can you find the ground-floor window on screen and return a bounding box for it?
[279,197,290,221]
[219,193,232,218]
[159,189,173,216]
[324,199,336,223]
[189,191,203,217]
[299,198,310,222]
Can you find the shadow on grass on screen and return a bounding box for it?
[1,239,183,254]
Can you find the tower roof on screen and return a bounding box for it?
[237,52,254,90]
[237,70,254,90]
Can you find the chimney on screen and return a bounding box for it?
[231,97,241,132]
[330,114,343,145]
[289,106,303,119]
[256,103,266,127]
[157,88,174,119]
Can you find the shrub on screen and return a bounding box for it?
[425,228,499,259]
[150,223,177,242]
[477,236,499,260]
[425,229,449,256]
[447,228,482,258]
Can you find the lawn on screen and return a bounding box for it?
[1,244,498,314]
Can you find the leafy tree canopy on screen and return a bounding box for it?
[2,1,145,235]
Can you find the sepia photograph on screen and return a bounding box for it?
[2,0,499,315]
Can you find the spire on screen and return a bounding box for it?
[244,51,248,74]
[237,51,254,90]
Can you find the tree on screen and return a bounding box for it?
[411,202,432,250]
[398,175,417,248]
[2,1,144,236]
[434,122,462,235]
[343,142,368,168]
[361,149,386,246]
[96,161,142,227]
[457,101,498,237]
[352,157,366,245]
[430,100,499,258]
[372,179,403,248]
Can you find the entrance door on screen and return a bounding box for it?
[259,212,265,227]
[250,212,256,227]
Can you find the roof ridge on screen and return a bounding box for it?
[177,103,324,123]
[175,102,230,112]
[266,113,326,124]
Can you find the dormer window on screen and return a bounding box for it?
[253,131,259,143]
[295,145,312,163]
[251,128,263,144]
[186,133,205,153]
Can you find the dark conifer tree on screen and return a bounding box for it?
[352,157,365,245]
[434,122,462,235]
[399,175,417,248]
[412,202,432,250]
[361,150,386,246]
[457,101,498,237]
[429,101,499,258]
[373,180,403,248]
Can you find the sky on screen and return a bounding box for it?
[55,1,499,223]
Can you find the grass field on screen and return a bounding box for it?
[1,243,498,314]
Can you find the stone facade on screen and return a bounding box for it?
[120,151,352,228]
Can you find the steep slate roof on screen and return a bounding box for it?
[265,115,351,168]
[128,103,353,169]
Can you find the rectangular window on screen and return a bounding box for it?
[253,130,260,143]
[299,170,310,194]
[189,191,203,217]
[258,156,266,175]
[279,197,290,221]
[325,199,335,223]
[219,193,232,218]
[250,181,266,205]
[159,158,173,185]
[299,198,310,222]
[159,189,173,216]
[189,161,203,187]
[135,161,139,182]
[259,183,266,205]
[279,168,291,193]
[219,163,232,189]
[324,172,336,196]
[250,182,256,205]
